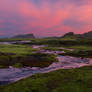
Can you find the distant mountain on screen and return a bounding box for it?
[12,34,35,39]
[62,31,92,39]
[81,31,92,38]
[63,32,74,37]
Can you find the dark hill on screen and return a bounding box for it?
[82,31,92,38]
[63,32,74,37]
[12,34,35,39]
[62,31,92,39]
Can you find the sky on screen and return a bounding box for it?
[0,0,92,37]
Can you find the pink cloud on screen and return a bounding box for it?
[19,1,71,29]
[0,0,92,37]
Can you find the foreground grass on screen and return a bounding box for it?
[0,66,92,92]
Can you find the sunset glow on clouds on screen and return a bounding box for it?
[0,0,92,37]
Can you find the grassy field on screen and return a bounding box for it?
[41,46,62,51]
[34,38,92,47]
[0,66,92,92]
[0,44,36,55]
[64,45,92,50]
[0,38,35,42]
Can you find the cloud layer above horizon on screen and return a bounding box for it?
[0,0,92,37]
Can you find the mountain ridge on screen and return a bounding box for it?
[62,31,92,38]
[12,34,35,39]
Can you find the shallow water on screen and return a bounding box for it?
[0,55,92,85]
[0,42,12,45]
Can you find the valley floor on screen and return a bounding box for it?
[0,39,92,92]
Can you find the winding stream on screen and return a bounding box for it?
[0,44,92,85]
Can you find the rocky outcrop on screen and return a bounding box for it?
[63,32,74,37]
